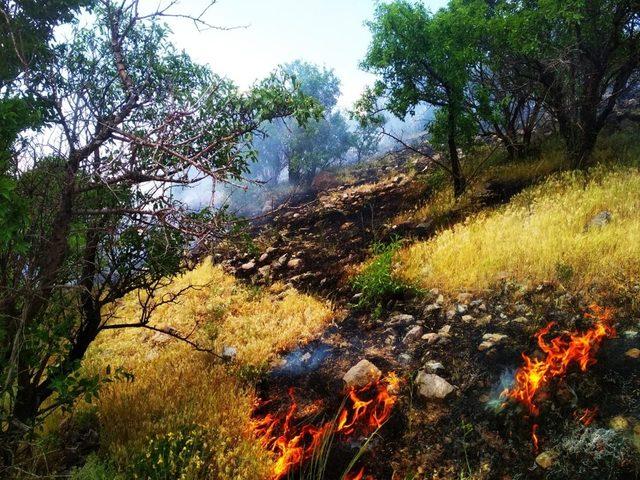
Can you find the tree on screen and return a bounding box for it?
[251,61,353,186]
[0,0,317,458]
[496,0,640,168]
[361,0,486,197]
[351,119,382,162]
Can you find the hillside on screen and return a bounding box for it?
[52,129,640,480]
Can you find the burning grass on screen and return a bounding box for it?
[397,166,640,294]
[253,373,401,480]
[67,261,332,479]
[501,305,616,451]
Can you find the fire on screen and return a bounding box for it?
[502,305,615,448]
[253,372,400,480]
[344,467,375,480]
[576,407,598,426]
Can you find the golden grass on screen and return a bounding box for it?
[79,261,332,479]
[396,166,640,293]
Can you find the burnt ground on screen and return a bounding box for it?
[215,156,640,480]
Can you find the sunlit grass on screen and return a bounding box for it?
[396,166,640,293]
[74,261,333,479]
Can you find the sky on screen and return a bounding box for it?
[165,0,448,108]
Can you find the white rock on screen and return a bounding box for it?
[415,372,456,400]
[241,261,256,271]
[422,332,440,345]
[343,360,382,389]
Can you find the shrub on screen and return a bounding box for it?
[352,240,415,309]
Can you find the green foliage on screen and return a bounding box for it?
[351,240,413,309]
[70,454,124,480]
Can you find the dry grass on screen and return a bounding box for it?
[76,261,332,479]
[396,166,640,293]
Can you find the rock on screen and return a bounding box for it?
[423,361,444,373]
[456,303,468,315]
[585,210,612,230]
[403,325,424,344]
[623,330,638,339]
[415,372,456,400]
[258,253,269,263]
[258,265,271,278]
[457,292,473,304]
[436,294,445,305]
[625,348,640,359]
[610,416,630,431]
[241,260,256,271]
[446,308,456,320]
[478,333,508,351]
[424,303,442,315]
[351,292,363,302]
[287,258,303,269]
[476,315,492,327]
[273,253,289,269]
[388,313,415,326]
[512,316,528,324]
[384,335,396,345]
[535,451,557,470]
[438,325,452,336]
[300,352,312,363]
[422,332,441,345]
[461,314,474,323]
[398,353,413,365]
[222,346,237,361]
[343,360,382,389]
[266,246,277,254]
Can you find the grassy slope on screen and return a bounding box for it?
[68,262,332,479]
[396,166,640,294]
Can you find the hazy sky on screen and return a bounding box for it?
[166,0,448,108]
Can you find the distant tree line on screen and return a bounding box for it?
[357,0,640,197]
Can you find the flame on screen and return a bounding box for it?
[253,373,400,480]
[531,424,539,452]
[576,407,598,426]
[502,305,615,448]
[344,467,375,480]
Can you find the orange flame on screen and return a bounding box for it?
[253,373,400,480]
[503,305,615,448]
[344,467,375,480]
[576,407,598,426]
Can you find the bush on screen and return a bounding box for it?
[70,454,123,480]
[351,240,415,309]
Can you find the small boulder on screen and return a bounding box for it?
[388,313,415,326]
[403,325,424,344]
[343,360,382,389]
[241,260,256,271]
[415,372,456,400]
[478,333,508,351]
[456,303,468,315]
[287,258,303,269]
[422,332,441,345]
[398,353,413,365]
[258,253,269,263]
[258,265,271,278]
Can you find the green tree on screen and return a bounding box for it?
[362,0,486,197]
[0,0,317,461]
[253,61,353,186]
[495,0,640,168]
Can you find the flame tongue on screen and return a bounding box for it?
[254,372,400,480]
[503,305,615,448]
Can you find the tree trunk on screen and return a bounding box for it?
[447,107,466,198]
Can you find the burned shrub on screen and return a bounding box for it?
[547,427,639,480]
